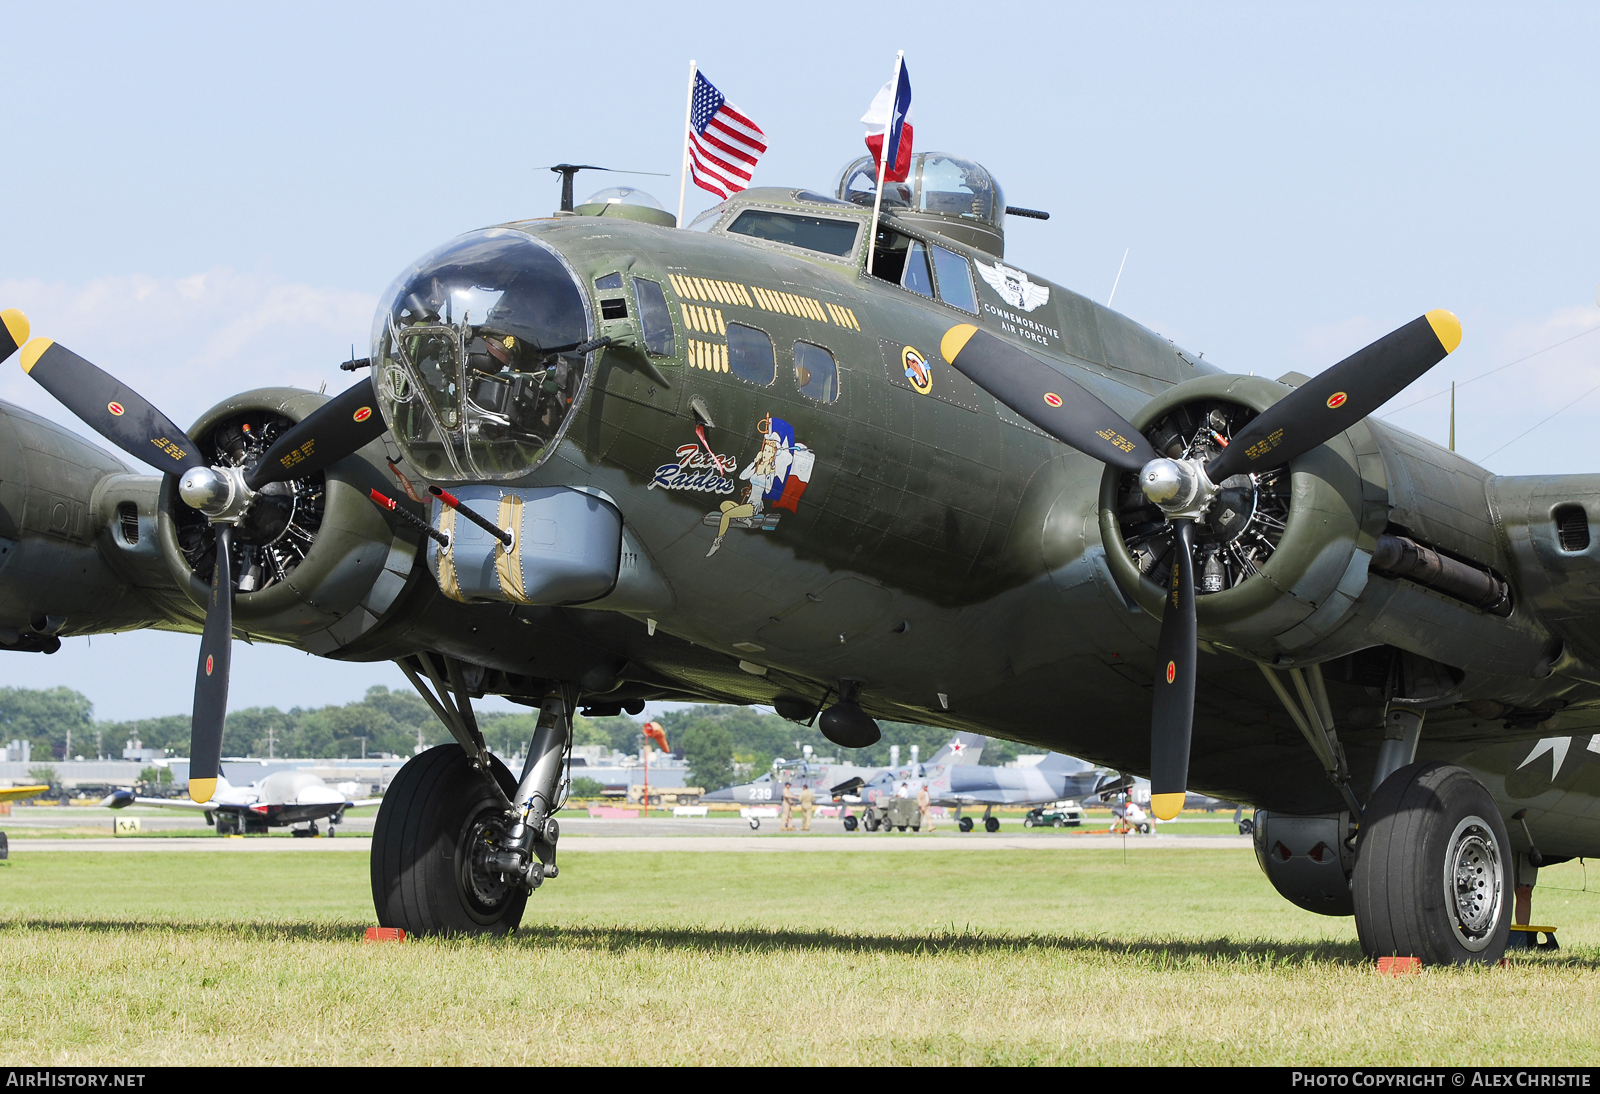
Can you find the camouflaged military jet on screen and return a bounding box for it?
[5,148,1598,963]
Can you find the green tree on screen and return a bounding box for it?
[27,764,58,787]
[0,687,94,761]
[569,776,605,799]
[677,720,735,791]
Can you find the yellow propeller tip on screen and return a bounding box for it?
[18,338,53,375]
[940,323,979,363]
[189,777,217,804]
[0,309,28,349]
[1426,309,1462,355]
[1150,792,1185,821]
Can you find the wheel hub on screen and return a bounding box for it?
[1444,816,1504,949]
[462,812,517,912]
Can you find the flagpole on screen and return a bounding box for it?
[865,50,904,276]
[676,60,698,228]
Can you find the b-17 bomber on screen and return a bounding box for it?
[4,148,1597,963]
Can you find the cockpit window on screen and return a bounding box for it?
[869,228,932,299]
[903,240,935,298]
[372,229,591,481]
[930,244,978,313]
[595,272,623,290]
[633,277,674,357]
[727,210,859,257]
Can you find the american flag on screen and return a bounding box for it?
[688,71,766,199]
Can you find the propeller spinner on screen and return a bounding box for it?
[941,310,1462,819]
[16,333,388,802]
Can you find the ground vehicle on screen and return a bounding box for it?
[864,797,922,832]
[1023,801,1084,828]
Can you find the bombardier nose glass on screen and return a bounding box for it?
[372,229,591,481]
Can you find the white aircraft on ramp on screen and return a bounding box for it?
[102,768,380,836]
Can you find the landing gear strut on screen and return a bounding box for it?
[374,659,576,936]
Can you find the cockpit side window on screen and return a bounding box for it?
[903,240,935,299]
[633,277,675,357]
[870,228,933,300]
[727,323,776,386]
[930,244,978,313]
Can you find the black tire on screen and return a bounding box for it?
[984,817,1000,833]
[843,816,858,832]
[371,744,527,937]
[1353,761,1513,965]
[959,817,974,832]
[1023,817,1034,829]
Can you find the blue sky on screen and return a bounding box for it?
[3,2,1598,721]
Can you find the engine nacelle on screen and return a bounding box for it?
[153,388,424,655]
[1097,374,1557,684]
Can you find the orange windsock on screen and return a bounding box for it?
[642,721,670,753]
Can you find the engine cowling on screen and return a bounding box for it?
[153,387,424,655]
[1098,373,1376,661]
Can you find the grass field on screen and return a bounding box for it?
[1,848,1598,1065]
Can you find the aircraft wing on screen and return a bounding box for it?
[99,791,217,811]
[0,785,50,803]
[347,798,383,809]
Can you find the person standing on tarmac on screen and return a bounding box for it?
[781,782,797,831]
[800,784,815,831]
[916,783,935,831]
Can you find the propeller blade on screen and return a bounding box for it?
[245,377,386,490]
[189,524,234,803]
[1150,519,1197,821]
[0,310,28,365]
[940,325,1158,472]
[19,339,206,477]
[1207,310,1462,482]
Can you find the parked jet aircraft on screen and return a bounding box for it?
[6,135,1595,963]
[700,731,985,806]
[101,769,380,836]
[850,751,1109,831]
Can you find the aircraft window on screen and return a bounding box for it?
[903,240,935,299]
[869,229,932,300]
[633,277,675,357]
[918,153,1003,224]
[727,323,776,386]
[793,342,838,403]
[727,210,859,257]
[595,272,623,290]
[374,228,590,482]
[930,244,978,313]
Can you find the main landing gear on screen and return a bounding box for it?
[1254,662,1515,964]
[372,657,577,937]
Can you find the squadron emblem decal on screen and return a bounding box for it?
[975,259,1051,313]
[107,402,125,416]
[1326,392,1348,410]
[703,414,815,557]
[353,406,373,422]
[1043,392,1063,408]
[1165,661,1176,684]
[901,346,932,395]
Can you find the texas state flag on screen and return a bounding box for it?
[861,58,913,183]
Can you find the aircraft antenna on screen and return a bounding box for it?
[1449,381,1456,451]
[1107,247,1130,307]
[676,60,698,227]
